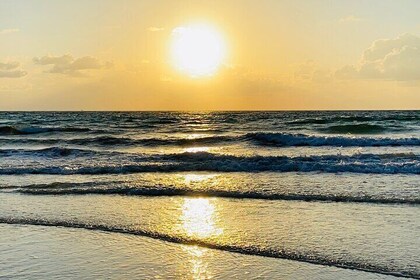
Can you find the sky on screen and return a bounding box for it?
[0,0,419,110]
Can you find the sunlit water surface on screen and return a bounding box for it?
[0,111,419,279]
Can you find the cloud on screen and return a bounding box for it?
[294,60,331,83]
[0,28,19,35]
[148,27,164,32]
[0,61,20,70]
[339,15,364,23]
[0,61,27,78]
[0,70,27,78]
[33,54,111,77]
[336,33,420,81]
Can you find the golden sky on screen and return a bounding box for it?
[0,0,419,110]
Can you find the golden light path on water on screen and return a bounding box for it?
[181,197,223,239]
[182,245,212,280]
[183,147,211,153]
[179,174,222,239]
[178,174,223,279]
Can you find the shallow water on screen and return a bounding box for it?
[0,111,419,279]
[0,224,403,280]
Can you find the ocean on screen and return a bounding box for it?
[0,111,419,279]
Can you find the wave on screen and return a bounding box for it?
[1,133,419,148]
[16,183,420,205]
[0,152,418,174]
[0,217,416,278]
[161,152,419,174]
[287,114,420,125]
[69,136,135,146]
[245,132,420,147]
[0,147,108,157]
[0,126,91,135]
[0,135,234,147]
[287,119,333,125]
[15,182,123,189]
[143,118,179,124]
[68,135,234,147]
[318,124,389,134]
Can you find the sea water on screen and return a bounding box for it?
[0,111,419,279]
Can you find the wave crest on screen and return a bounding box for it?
[1,132,418,147]
[0,147,106,157]
[1,151,418,174]
[16,183,420,205]
[318,124,388,134]
[0,126,91,135]
[0,217,416,278]
[245,132,420,147]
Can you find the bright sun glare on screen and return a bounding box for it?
[181,198,222,238]
[171,24,226,78]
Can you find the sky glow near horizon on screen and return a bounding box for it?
[0,0,419,110]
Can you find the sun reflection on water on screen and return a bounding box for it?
[183,173,217,184]
[182,245,211,280]
[181,198,223,239]
[175,175,223,279]
[184,146,210,153]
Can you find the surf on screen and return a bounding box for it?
[0,217,416,279]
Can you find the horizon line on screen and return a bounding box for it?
[1,109,419,113]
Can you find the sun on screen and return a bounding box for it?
[170,23,226,78]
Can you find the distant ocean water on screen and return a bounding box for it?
[0,111,419,279]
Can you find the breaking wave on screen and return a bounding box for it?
[0,217,416,278]
[288,115,420,125]
[68,135,234,146]
[318,124,388,134]
[16,182,420,205]
[1,133,419,147]
[245,132,420,147]
[0,126,91,135]
[0,152,418,174]
[0,147,111,157]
